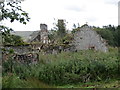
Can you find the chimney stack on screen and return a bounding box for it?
[40,24,47,31]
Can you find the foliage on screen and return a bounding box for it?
[97,28,114,45]
[2,74,26,88]
[49,21,73,47]
[48,19,71,44]
[48,29,58,43]
[1,0,30,24]
[37,49,119,85]
[116,25,120,46]
[62,33,73,44]
[94,25,119,47]
[2,74,53,88]
[3,34,25,45]
[0,0,30,45]
[55,33,73,45]
[57,80,120,88]
[3,48,119,86]
[71,27,80,34]
[56,19,67,38]
[52,19,67,40]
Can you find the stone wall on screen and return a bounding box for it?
[13,53,39,65]
[2,45,39,65]
[73,26,108,52]
[4,45,32,54]
[2,52,39,65]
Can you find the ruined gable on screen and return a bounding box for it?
[28,24,49,44]
[73,25,108,52]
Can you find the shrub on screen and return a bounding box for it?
[2,49,119,85]
[37,50,119,85]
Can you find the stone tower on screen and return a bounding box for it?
[40,24,48,44]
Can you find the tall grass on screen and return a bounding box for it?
[38,48,119,85]
[2,74,53,88]
[2,47,119,86]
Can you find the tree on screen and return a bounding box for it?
[56,19,66,38]
[0,0,30,45]
[62,33,73,44]
[3,34,25,46]
[1,0,29,24]
[71,23,80,34]
[94,25,118,47]
[48,29,57,43]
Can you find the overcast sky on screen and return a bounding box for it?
[3,0,119,31]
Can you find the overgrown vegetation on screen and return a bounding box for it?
[1,1,120,88]
[38,48,119,85]
[2,75,53,88]
[92,25,120,47]
[49,24,120,48]
[2,47,119,88]
[0,0,30,45]
[3,34,26,46]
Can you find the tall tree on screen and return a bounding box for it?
[56,19,66,38]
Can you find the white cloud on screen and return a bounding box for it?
[3,0,119,31]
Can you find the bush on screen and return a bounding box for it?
[2,49,119,85]
[37,50,119,85]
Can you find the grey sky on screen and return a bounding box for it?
[3,0,119,31]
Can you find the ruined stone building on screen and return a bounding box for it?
[73,25,108,52]
[11,24,49,44]
[28,24,49,44]
[3,24,49,63]
[10,23,108,53]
